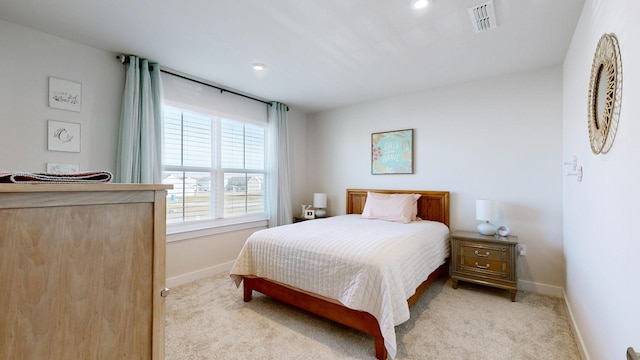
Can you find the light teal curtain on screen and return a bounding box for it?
[116,55,163,183]
[267,102,292,227]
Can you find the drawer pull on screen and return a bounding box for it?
[474,250,490,257]
[475,262,490,269]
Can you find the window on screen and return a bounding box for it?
[162,105,267,226]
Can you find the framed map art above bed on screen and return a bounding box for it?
[371,129,413,174]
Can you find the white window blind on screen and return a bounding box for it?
[163,106,267,225]
[221,120,265,217]
[161,72,269,231]
[163,107,215,223]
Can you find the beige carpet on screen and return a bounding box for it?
[165,272,582,360]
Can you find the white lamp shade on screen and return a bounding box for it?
[313,193,327,208]
[313,193,327,217]
[476,199,498,235]
[476,199,498,222]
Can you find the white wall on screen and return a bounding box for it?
[288,108,310,213]
[0,20,123,173]
[307,66,565,292]
[563,0,640,358]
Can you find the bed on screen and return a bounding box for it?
[230,189,450,359]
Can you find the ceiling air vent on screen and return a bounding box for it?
[468,0,497,33]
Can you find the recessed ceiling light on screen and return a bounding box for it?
[252,63,266,71]
[412,0,429,10]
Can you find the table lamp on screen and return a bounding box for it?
[476,199,498,235]
[313,193,327,217]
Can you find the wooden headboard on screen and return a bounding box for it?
[346,189,450,227]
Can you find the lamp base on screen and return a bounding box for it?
[315,209,327,218]
[477,222,497,235]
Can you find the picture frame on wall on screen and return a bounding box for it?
[371,129,413,174]
[48,120,81,153]
[46,163,80,174]
[48,77,82,112]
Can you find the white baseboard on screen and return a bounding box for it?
[515,280,589,359]
[166,261,235,288]
[518,279,563,298]
[562,288,591,360]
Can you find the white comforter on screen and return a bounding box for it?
[230,214,450,359]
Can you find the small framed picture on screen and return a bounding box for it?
[48,120,81,153]
[46,163,80,174]
[304,209,315,219]
[49,77,82,112]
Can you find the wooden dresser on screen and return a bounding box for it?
[0,184,171,359]
[449,230,519,301]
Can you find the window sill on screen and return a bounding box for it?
[166,216,268,242]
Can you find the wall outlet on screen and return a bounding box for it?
[518,244,526,256]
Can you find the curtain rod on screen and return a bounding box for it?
[160,69,272,107]
[117,55,287,110]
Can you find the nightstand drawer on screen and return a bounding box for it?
[459,242,509,261]
[460,258,510,279]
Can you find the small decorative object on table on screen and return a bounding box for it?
[300,204,311,217]
[496,225,510,236]
[304,209,315,220]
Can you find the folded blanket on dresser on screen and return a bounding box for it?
[0,171,113,183]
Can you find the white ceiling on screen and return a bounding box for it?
[0,0,584,114]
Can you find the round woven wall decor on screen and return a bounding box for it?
[587,33,622,155]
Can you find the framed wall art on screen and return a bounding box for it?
[46,163,80,174]
[48,120,81,153]
[587,33,622,155]
[371,129,413,174]
[49,77,82,112]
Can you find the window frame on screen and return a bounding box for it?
[162,102,269,240]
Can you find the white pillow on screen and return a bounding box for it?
[361,192,421,223]
[363,192,421,220]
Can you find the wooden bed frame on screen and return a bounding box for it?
[242,189,450,359]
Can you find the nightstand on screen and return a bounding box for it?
[294,216,330,223]
[449,230,519,301]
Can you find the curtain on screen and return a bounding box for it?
[267,102,292,227]
[116,55,163,183]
